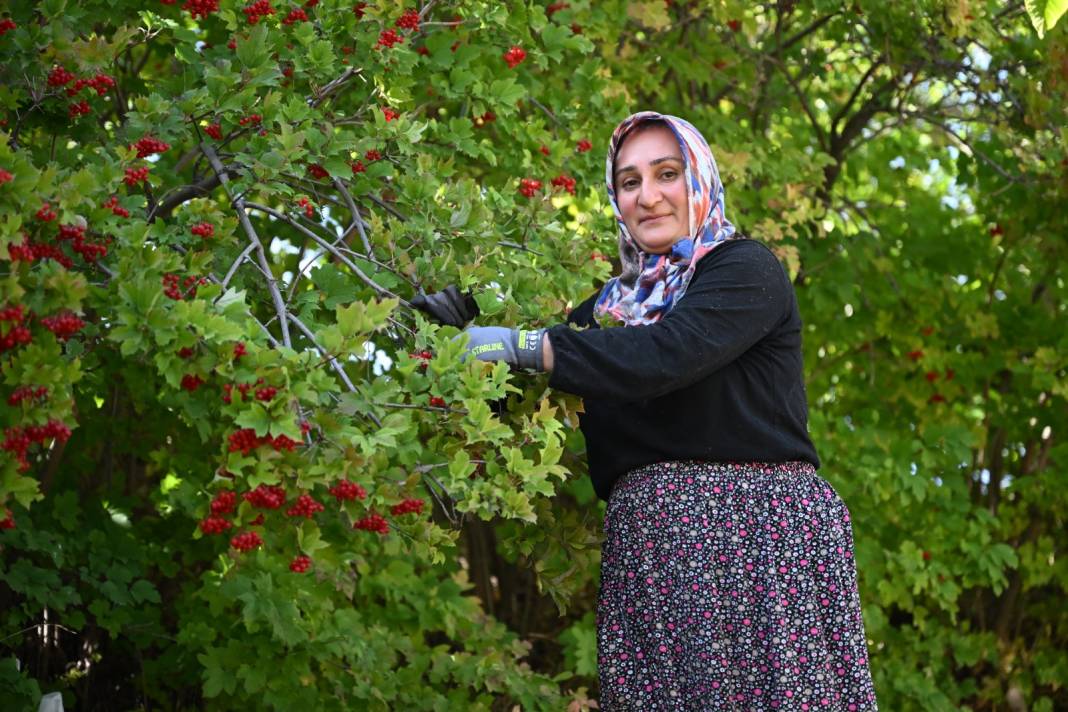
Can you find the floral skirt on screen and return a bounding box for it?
[596,460,879,711]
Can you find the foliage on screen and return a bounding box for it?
[0,0,1065,710]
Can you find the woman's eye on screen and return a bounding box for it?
[660,170,678,181]
[621,179,639,190]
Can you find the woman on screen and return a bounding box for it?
[413,112,879,710]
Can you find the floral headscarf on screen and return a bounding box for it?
[594,112,738,326]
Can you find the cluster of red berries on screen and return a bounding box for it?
[199,515,232,535]
[0,306,31,353]
[47,66,76,87]
[551,174,577,194]
[8,238,72,269]
[162,273,208,300]
[231,531,263,551]
[0,168,12,184]
[65,74,115,97]
[68,101,91,120]
[473,111,496,127]
[285,494,324,519]
[2,420,72,471]
[36,203,57,222]
[364,149,382,162]
[382,107,400,122]
[353,2,366,18]
[503,46,527,69]
[0,508,14,531]
[307,163,329,180]
[178,346,195,359]
[390,498,424,516]
[124,166,150,187]
[576,139,593,153]
[243,0,274,24]
[353,512,389,534]
[547,2,570,16]
[244,484,287,509]
[204,122,224,140]
[211,490,238,515]
[289,555,312,573]
[180,374,204,392]
[41,312,85,340]
[281,7,308,24]
[102,195,130,218]
[376,29,403,49]
[56,223,109,263]
[182,0,220,19]
[190,222,215,238]
[350,160,365,174]
[297,196,315,219]
[428,396,447,408]
[8,386,48,406]
[222,378,262,404]
[329,479,367,501]
[238,113,262,127]
[590,251,609,263]
[233,342,248,359]
[519,178,542,198]
[227,428,301,455]
[133,136,171,158]
[396,9,420,30]
[0,19,17,36]
[409,349,432,371]
[255,386,277,401]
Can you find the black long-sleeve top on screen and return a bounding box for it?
[546,238,820,502]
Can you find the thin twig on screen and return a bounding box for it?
[331,176,373,254]
[201,144,292,348]
[220,242,258,291]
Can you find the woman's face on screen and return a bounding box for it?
[613,124,691,254]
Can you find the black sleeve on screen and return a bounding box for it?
[546,240,790,401]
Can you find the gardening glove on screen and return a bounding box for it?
[410,285,480,328]
[460,326,545,371]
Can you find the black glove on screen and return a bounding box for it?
[410,285,480,328]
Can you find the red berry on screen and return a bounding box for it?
[180,373,204,392]
[281,7,308,24]
[922,550,932,561]
[390,498,424,516]
[503,45,527,69]
[255,386,277,401]
[244,484,287,509]
[907,350,924,361]
[364,149,382,162]
[377,28,403,49]
[539,145,550,156]
[518,178,542,198]
[238,113,262,127]
[396,9,420,30]
[41,312,85,340]
[0,168,13,184]
[924,371,938,383]
[0,508,14,530]
[547,2,570,17]
[233,342,247,359]
[551,174,576,194]
[727,19,741,32]
[230,530,263,551]
[182,0,220,18]
[133,136,171,158]
[289,554,312,573]
[36,203,57,222]
[0,19,17,36]
[353,512,389,534]
[204,122,224,140]
[382,107,399,122]
[353,3,367,19]
[242,0,274,24]
[328,479,367,501]
[285,493,325,519]
[124,166,150,187]
[428,396,447,408]
[351,160,366,174]
[47,66,76,87]
[928,393,946,404]
[576,138,592,153]
[199,515,233,535]
[307,163,329,179]
[191,222,215,238]
[944,368,955,381]
[102,195,130,217]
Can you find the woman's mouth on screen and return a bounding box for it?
[640,214,670,224]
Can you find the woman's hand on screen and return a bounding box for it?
[460,326,547,371]
[410,285,480,327]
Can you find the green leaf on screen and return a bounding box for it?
[1025,0,1068,36]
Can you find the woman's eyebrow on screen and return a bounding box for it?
[614,155,683,177]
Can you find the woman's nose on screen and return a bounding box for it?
[637,181,662,207]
